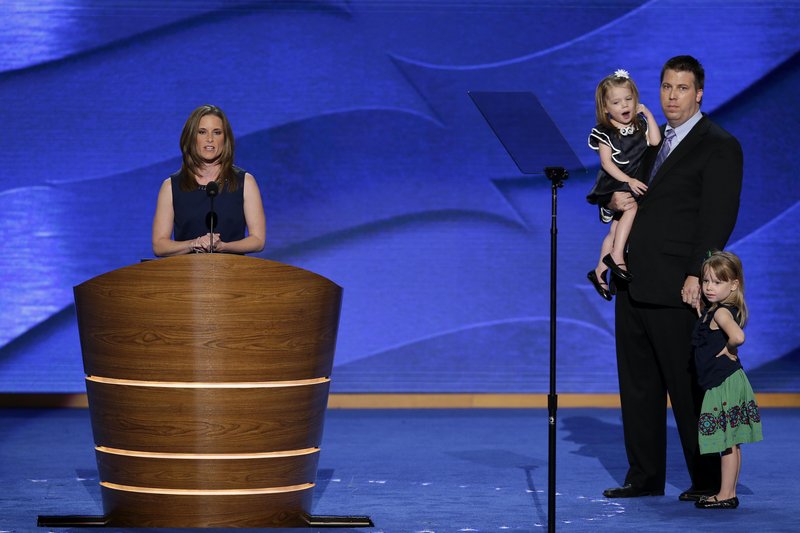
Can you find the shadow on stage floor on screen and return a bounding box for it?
[0,407,794,532]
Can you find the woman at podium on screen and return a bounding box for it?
[152,104,266,256]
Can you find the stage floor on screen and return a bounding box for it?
[0,407,795,532]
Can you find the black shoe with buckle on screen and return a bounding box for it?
[695,495,739,509]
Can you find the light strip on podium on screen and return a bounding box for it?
[96,446,319,459]
[85,376,329,388]
[101,481,314,495]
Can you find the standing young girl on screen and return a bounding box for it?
[586,69,660,300]
[692,251,763,509]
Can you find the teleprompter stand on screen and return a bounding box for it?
[469,91,583,533]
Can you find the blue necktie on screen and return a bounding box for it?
[650,128,676,180]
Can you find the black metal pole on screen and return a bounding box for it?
[544,166,567,533]
[205,181,219,253]
[209,196,216,253]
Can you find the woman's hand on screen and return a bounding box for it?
[191,233,221,252]
[212,235,227,252]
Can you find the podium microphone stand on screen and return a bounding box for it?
[205,181,219,252]
[469,91,583,533]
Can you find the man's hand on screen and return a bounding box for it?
[607,191,636,212]
[681,275,701,309]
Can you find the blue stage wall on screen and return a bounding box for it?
[1,0,798,393]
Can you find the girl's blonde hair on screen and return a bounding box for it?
[701,250,748,327]
[594,72,643,131]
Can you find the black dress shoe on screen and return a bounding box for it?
[679,487,718,501]
[603,484,663,498]
[694,495,739,509]
[602,254,633,282]
[587,270,612,301]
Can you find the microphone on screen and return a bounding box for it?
[205,181,219,253]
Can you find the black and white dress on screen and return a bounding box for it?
[585,116,651,207]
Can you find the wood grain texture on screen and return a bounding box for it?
[85,379,330,453]
[74,255,342,382]
[100,485,312,527]
[73,256,340,526]
[96,448,320,490]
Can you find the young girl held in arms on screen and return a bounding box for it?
[586,69,660,300]
[692,251,763,509]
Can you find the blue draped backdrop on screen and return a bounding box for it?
[1,0,798,393]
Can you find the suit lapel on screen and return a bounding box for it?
[648,115,710,193]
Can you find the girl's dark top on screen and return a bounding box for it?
[171,166,247,246]
[586,116,652,206]
[692,304,744,391]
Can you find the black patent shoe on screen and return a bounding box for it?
[603,484,663,498]
[602,254,633,282]
[695,495,739,509]
[587,270,612,301]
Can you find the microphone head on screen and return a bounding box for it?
[206,181,219,197]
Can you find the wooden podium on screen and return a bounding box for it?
[67,254,353,527]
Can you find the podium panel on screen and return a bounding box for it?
[99,489,313,528]
[73,255,342,527]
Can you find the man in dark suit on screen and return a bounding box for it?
[601,55,743,501]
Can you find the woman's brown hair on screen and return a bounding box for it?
[178,104,238,192]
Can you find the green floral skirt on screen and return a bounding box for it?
[698,369,763,455]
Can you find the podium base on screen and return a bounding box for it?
[301,513,375,527]
[38,515,109,527]
[37,513,374,528]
